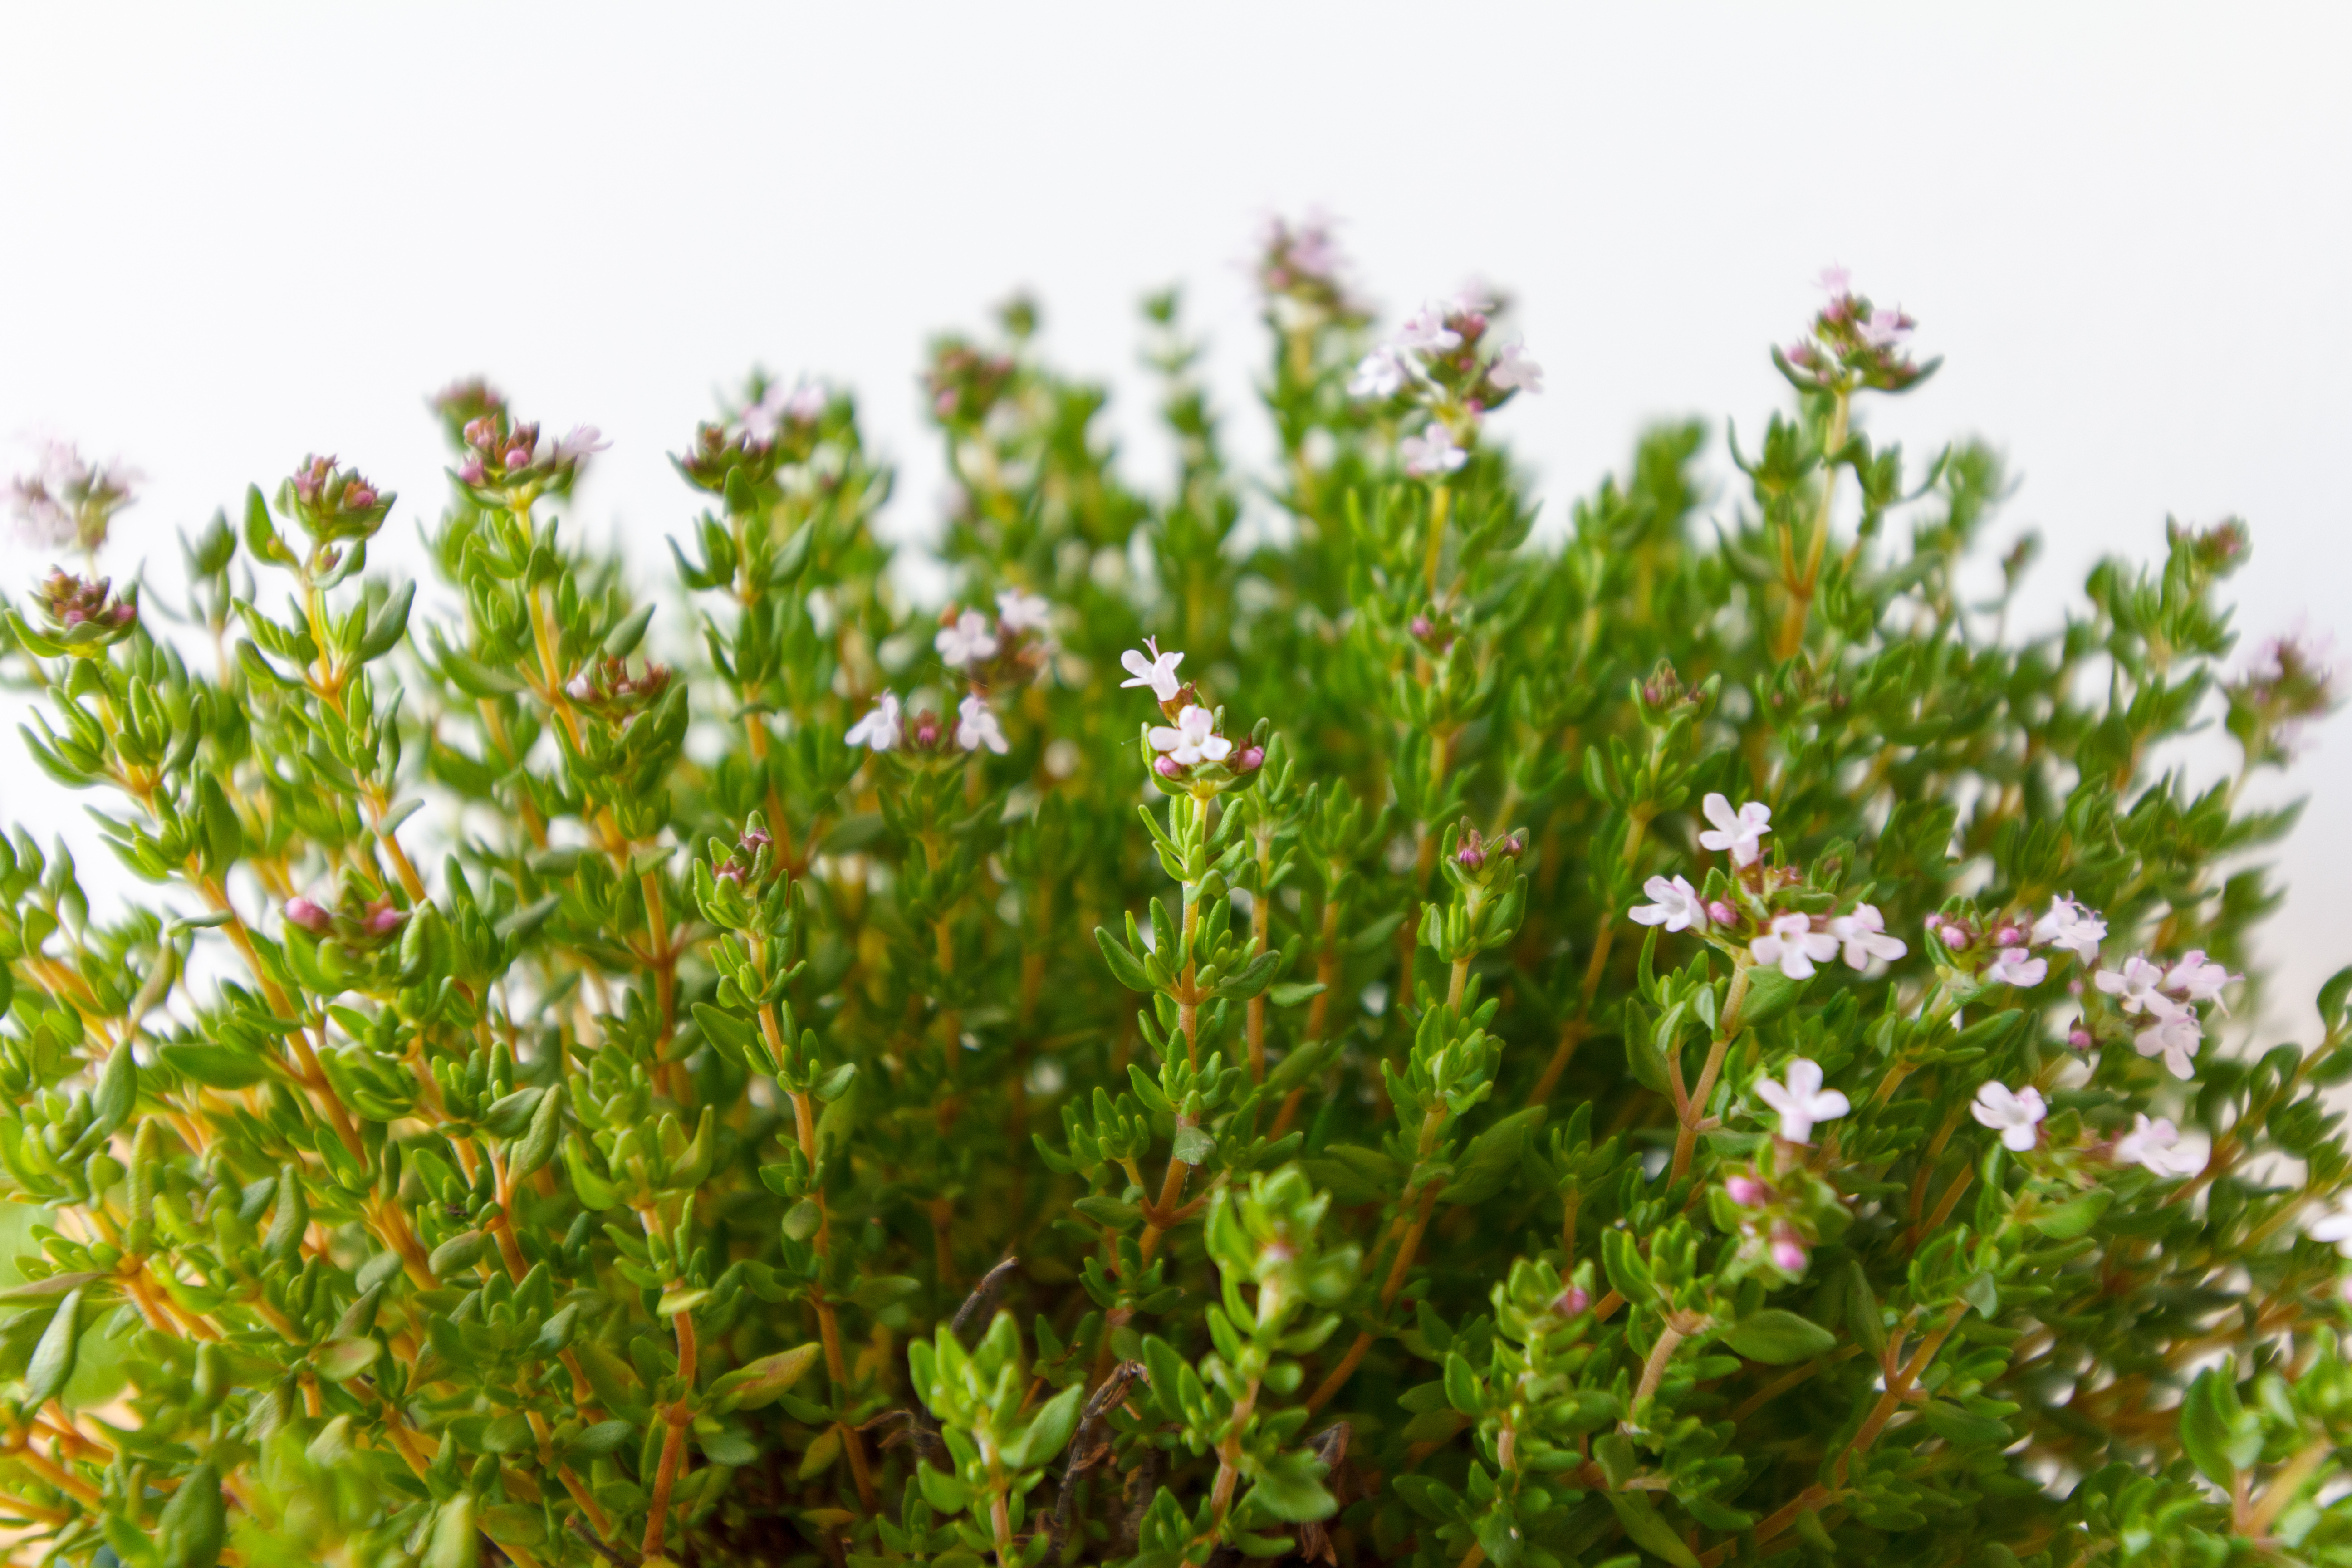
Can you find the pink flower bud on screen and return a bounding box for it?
[1410,614,1434,641]
[2067,1025,2093,1050]
[504,443,534,469]
[1993,926,2025,949]
[1154,755,1183,779]
[458,460,485,484]
[362,900,407,938]
[1726,1176,1768,1208]
[1940,922,1972,952]
[284,897,332,935]
[739,826,772,854]
[1769,1225,1808,1274]
[1456,842,1485,870]
[1553,1285,1591,1317]
[714,862,746,886]
[1234,747,1264,772]
[1706,900,1738,928]
[344,484,378,511]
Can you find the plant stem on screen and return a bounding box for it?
[1670,963,1750,1183]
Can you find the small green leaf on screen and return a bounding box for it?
[1607,1492,1701,1568]
[313,1337,380,1382]
[1721,1309,1837,1365]
[24,1287,82,1404]
[707,1343,821,1410]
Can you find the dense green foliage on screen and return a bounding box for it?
[0,227,2346,1568]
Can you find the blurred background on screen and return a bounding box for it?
[2,2,2347,1034]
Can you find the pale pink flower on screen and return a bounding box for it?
[1860,307,1913,348]
[2164,950,2239,1014]
[1392,304,1462,353]
[553,425,610,465]
[2307,1198,2352,1255]
[845,693,902,752]
[1769,1224,1809,1275]
[1119,638,1185,702]
[1815,265,1852,297]
[1147,705,1231,767]
[1754,1057,1848,1145]
[2114,1114,2203,1179]
[1698,794,1772,866]
[995,588,1052,634]
[934,610,999,668]
[1487,342,1544,394]
[2096,955,2169,1014]
[1984,947,2048,988]
[1348,348,1406,399]
[2031,895,2107,962]
[2134,1003,2202,1080]
[1971,1081,2047,1152]
[956,695,1008,755]
[1827,904,1907,970]
[1399,425,1468,478]
[1629,874,1708,933]
[1752,914,1837,981]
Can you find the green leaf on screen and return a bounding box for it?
[1607,1492,1700,1568]
[313,1337,380,1382]
[916,1462,972,1515]
[565,1135,620,1210]
[1917,1400,2009,1446]
[564,1420,637,1458]
[1094,927,1155,994]
[1721,1309,1837,1365]
[157,1460,226,1568]
[693,1001,762,1068]
[2028,1188,2112,1239]
[1440,1106,1545,1204]
[157,1044,271,1090]
[90,1041,136,1138]
[1003,1382,1083,1469]
[1442,1350,1482,1415]
[23,1286,81,1405]
[707,1343,822,1410]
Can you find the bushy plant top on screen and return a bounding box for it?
[0,228,2345,1568]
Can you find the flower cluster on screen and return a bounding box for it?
[7,440,139,556]
[1116,636,1264,791]
[1776,265,1937,393]
[451,407,608,495]
[1347,285,1543,477]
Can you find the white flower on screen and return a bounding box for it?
[2308,1197,2352,1254]
[785,382,827,422]
[1120,637,1185,702]
[2030,894,2107,962]
[995,588,1052,634]
[1985,947,2049,988]
[1348,348,1406,399]
[2094,955,2168,1014]
[1392,304,1462,353]
[1828,904,1907,970]
[1816,265,1852,296]
[2114,1114,2203,1180]
[1147,704,1231,767]
[742,381,825,443]
[2134,1002,2202,1080]
[553,425,610,465]
[1399,425,1468,478]
[2164,950,2239,1014]
[956,695,1008,755]
[1754,1058,1849,1146]
[1751,914,1838,981]
[1629,874,1708,933]
[1448,283,1495,317]
[1486,341,1544,394]
[935,610,999,668]
[1971,1081,2048,1152]
[1698,793,1772,867]
[845,693,902,752]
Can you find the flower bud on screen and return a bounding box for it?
[2067,1024,2093,1050]
[1553,1284,1590,1317]
[1992,926,2025,949]
[1234,746,1264,772]
[1706,900,1739,928]
[1154,755,1183,779]
[284,897,333,935]
[1769,1224,1808,1274]
[362,900,407,939]
[1725,1175,1768,1208]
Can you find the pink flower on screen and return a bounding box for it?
[1629,874,1708,934]
[2134,1002,2202,1080]
[2164,950,2239,1014]
[1815,265,1852,297]
[1347,348,1406,399]
[553,425,610,465]
[1148,705,1231,767]
[1399,425,1467,478]
[1392,304,1462,353]
[1754,1058,1848,1144]
[1233,746,1265,772]
[1725,1175,1769,1208]
[1698,794,1771,866]
[935,610,999,668]
[956,695,1008,755]
[1487,341,1544,394]
[1971,1081,2047,1152]
[845,693,903,752]
[1752,915,1837,981]
[2031,895,2107,962]
[2114,1114,2203,1179]
[1120,638,1185,702]
[1985,947,2048,988]
[2096,955,2168,1014]
[284,897,333,935]
[1859,307,1913,349]
[995,588,1052,634]
[1769,1225,1809,1275]
[1553,1284,1591,1317]
[1827,904,1906,970]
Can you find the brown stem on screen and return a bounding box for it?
[1669,965,1749,1183]
[639,1308,698,1560]
[1528,810,1651,1107]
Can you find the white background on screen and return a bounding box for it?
[2,3,2347,1036]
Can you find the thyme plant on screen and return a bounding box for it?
[0,230,2346,1568]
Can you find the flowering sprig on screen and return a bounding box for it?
[8,440,138,557]
[1774,265,1940,395]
